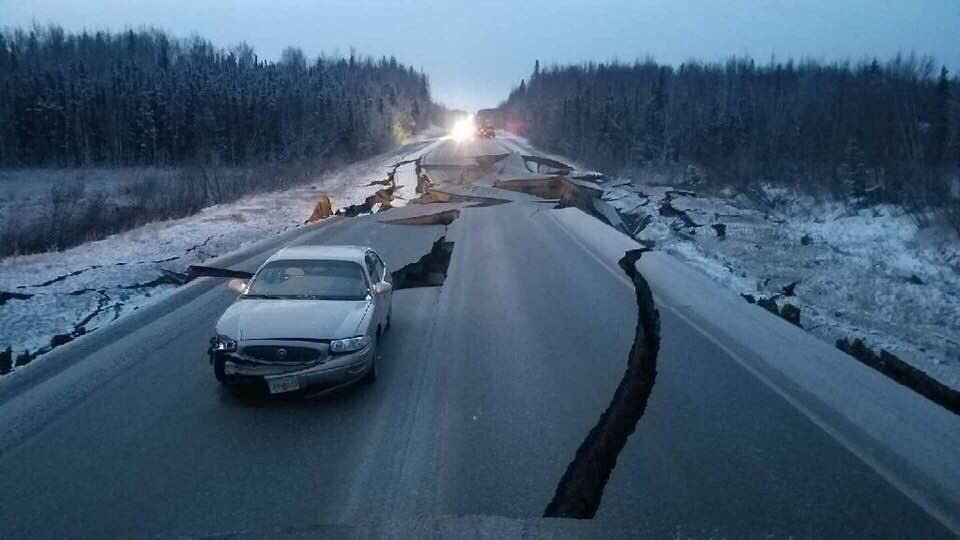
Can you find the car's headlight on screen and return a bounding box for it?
[212,334,237,352]
[329,336,370,354]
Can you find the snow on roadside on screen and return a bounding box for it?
[501,137,960,390]
[0,137,437,373]
[603,181,960,390]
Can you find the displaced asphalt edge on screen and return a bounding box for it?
[834,337,960,416]
[0,217,348,406]
[383,209,461,226]
[543,248,661,519]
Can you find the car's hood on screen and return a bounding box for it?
[216,298,371,341]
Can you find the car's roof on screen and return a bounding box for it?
[265,245,371,264]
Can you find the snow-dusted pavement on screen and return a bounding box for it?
[0,137,440,370]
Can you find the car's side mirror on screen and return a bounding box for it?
[228,279,248,295]
[372,281,392,295]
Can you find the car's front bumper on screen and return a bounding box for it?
[220,344,374,392]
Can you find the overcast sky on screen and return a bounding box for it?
[2,0,958,110]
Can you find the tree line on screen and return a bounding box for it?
[498,56,960,229]
[0,24,438,167]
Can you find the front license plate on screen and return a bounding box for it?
[267,376,301,394]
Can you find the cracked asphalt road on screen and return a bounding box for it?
[0,136,955,537]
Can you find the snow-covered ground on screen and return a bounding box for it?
[0,137,439,372]
[599,179,960,390]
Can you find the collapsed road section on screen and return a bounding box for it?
[494,176,628,233]
[391,236,455,289]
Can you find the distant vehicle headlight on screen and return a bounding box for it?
[330,336,370,354]
[212,334,238,352]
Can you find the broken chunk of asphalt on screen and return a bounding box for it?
[659,201,700,229]
[520,154,574,175]
[836,337,960,415]
[391,236,454,289]
[494,177,628,233]
[337,186,398,217]
[384,209,461,226]
[780,303,801,327]
[339,158,420,216]
[544,248,660,519]
[621,213,652,238]
[747,294,802,328]
[659,190,701,230]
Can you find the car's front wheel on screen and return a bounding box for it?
[360,355,377,384]
[361,332,379,384]
[213,354,231,384]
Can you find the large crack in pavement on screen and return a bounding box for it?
[605,182,960,418]
[544,248,661,519]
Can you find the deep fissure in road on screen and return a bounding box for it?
[544,248,661,519]
[391,236,455,289]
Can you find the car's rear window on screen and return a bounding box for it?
[246,259,368,300]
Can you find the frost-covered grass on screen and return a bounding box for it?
[0,138,437,373]
[602,180,960,390]
[0,166,269,257]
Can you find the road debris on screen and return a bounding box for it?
[306,196,334,222]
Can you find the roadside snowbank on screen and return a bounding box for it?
[0,139,436,372]
[601,180,960,390]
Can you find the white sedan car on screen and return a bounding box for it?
[209,245,393,394]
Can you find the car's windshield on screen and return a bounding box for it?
[246,259,368,300]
